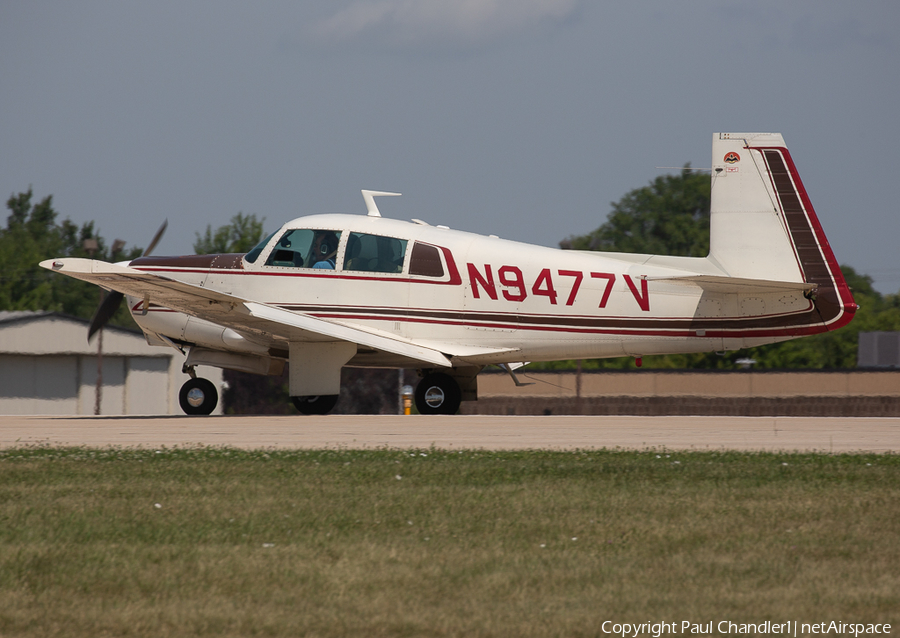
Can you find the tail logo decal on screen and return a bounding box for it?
[723,152,741,164]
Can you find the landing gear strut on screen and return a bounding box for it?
[292,395,339,415]
[415,372,462,415]
[179,377,218,415]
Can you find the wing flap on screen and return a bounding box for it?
[242,302,451,367]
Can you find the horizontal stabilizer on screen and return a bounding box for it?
[647,274,817,294]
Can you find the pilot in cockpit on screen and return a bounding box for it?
[311,231,339,269]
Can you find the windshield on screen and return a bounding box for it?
[243,231,277,264]
[264,229,342,269]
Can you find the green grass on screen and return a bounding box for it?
[1,447,898,637]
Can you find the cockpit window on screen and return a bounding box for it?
[264,229,342,269]
[244,231,277,264]
[343,233,407,274]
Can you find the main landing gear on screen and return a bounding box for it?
[288,372,464,416]
[414,372,462,415]
[179,377,218,415]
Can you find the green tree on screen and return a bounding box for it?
[0,189,142,327]
[194,213,265,254]
[561,166,710,256]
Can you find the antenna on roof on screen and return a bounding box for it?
[362,190,401,217]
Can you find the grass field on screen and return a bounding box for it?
[1,446,897,637]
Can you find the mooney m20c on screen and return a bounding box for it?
[42,133,856,415]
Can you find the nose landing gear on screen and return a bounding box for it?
[179,377,218,415]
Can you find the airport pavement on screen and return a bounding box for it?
[1,414,899,452]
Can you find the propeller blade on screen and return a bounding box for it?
[143,219,168,257]
[88,291,125,342]
[87,220,166,341]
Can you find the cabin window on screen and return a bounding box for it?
[264,229,342,269]
[409,242,445,278]
[343,233,407,274]
[244,231,277,264]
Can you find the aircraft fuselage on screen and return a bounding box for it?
[41,133,858,415]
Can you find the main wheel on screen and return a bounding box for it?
[414,373,461,415]
[292,394,339,415]
[179,377,218,415]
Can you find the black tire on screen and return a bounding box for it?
[292,394,339,415]
[414,373,461,415]
[179,378,218,415]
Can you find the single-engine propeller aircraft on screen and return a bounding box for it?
[41,133,856,415]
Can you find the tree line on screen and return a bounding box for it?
[0,189,144,328]
[0,190,266,327]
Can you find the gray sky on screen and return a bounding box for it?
[3,1,899,291]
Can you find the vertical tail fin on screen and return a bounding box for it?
[708,132,855,329]
[709,132,800,280]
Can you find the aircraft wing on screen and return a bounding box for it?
[40,258,475,368]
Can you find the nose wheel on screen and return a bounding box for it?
[414,373,461,415]
[179,377,218,415]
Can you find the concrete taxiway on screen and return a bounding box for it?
[1,414,898,453]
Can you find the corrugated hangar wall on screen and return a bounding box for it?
[0,354,172,415]
[0,312,222,415]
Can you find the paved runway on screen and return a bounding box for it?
[1,414,898,452]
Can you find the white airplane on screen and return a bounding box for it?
[41,133,857,415]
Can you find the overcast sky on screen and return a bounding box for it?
[3,1,898,291]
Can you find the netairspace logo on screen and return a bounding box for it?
[600,621,892,638]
